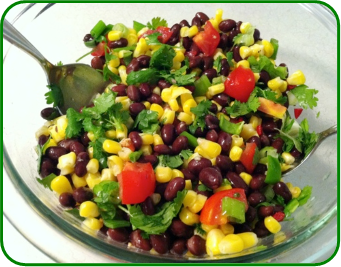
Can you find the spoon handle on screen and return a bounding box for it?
[3,19,52,71]
[319,124,337,141]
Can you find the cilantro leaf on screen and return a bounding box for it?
[133,110,159,134]
[36,173,57,190]
[158,154,184,169]
[276,114,302,153]
[145,32,162,45]
[126,68,159,85]
[225,90,260,117]
[147,17,168,30]
[226,51,234,67]
[45,84,64,107]
[56,61,63,66]
[290,85,318,109]
[90,137,109,169]
[82,117,105,139]
[195,223,206,235]
[150,45,175,70]
[127,190,186,235]
[160,66,196,86]
[255,87,287,105]
[133,20,147,32]
[64,208,85,221]
[179,149,193,160]
[298,119,319,156]
[65,108,84,138]
[129,150,143,162]
[102,64,122,83]
[105,103,130,131]
[248,56,287,79]
[213,55,222,73]
[189,100,213,134]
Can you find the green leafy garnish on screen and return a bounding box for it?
[65,108,84,138]
[90,137,109,169]
[255,87,287,105]
[298,119,319,156]
[150,45,175,70]
[129,150,143,163]
[147,17,168,30]
[290,85,319,110]
[133,109,160,134]
[248,56,287,79]
[45,84,64,107]
[225,90,260,117]
[195,223,206,235]
[36,173,56,190]
[126,68,159,85]
[226,51,234,67]
[213,55,222,73]
[160,66,196,86]
[145,32,163,45]
[189,100,213,134]
[133,20,147,32]
[179,149,193,160]
[56,61,63,66]
[65,208,85,221]
[127,190,186,235]
[36,135,52,173]
[158,154,184,169]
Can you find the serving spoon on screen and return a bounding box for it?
[3,19,108,114]
[282,124,337,176]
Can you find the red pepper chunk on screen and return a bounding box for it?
[294,108,303,119]
[140,26,173,44]
[240,142,258,174]
[273,211,285,222]
[193,21,220,56]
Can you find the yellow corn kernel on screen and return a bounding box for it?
[208,83,225,97]
[194,146,211,159]
[281,152,295,165]
[281,163,293,172]
[215,8,223,24]
[140,145,152,156]
[139,133,154,145]
[142,101,151,110]
[214,184,233,193]
[202,224,218,233]
[108,57,120,69]
[185,179,192,190]
[240,123,258,141]
[116,96,132,111]
[174,50,185,62]
[217,112,230,121]
[85,172,101,189]
[211,100,222,112]
[239,46,252,59]
[236,60,250,69]
[118,147,132,161]
[71,173,87,188]
[183,190,197,207]
[219,223,234,235]
[180,93,193,106]
[105,129,117,139]
[179,207,200,226]
[35,126,50,140]
[169,98,180,111]
[183,99,197,114]
[116,124,128,140]
[102,139,122,154]
[206,229,225,256]
[49,125,63,143]
[219,234,244,254]
[239,172,252,185]
[268,77,287,93]
[287,70,306,85]
[273,231,286,245]
[249,115,262,129]
[42,138,57,154]
[155,166,173,183]
[133,37,148,57]
[254,72,260,82]
[88,147,94,159]
[237,232,258,249]
[177,112,194,125]
[264,216,281,234]
[86,158,99,174]
[150,103,164,119]
[213,50,227,61]
[56,115,67,138]
[152,86,161,95]
[51,175,73,195]
[289,185,301,199]
[160,109,175,124]
[197,138,222,159]
[57,152,76,175]
[180,25,198,38]
[137,27,149,37]
[153,134,164,146]
[262,40,274,58]
[172,169,184,179]
[118,65,127,85]
[240,22,252,34]
[229,146,243,162]
[107,155,124,176]
[101,168,115,181]
[79,201,100,218]
[87,132,95,141]
[188,194,207,214]
[108,30,123,41]
[82,217,103,231]
[231,135,244,148]
[210,157,216,166]
[194,96,207,104]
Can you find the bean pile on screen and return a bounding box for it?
[36,9,315,258]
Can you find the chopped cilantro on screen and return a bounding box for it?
[133,20,147,32]
[225,89,260,117]
[255,87,287,105]
[189,100,213,134]
[213,55,222,73]
[248,55,287,79]
[45,84,64,108]
[160,66,196,86]
[90,137,109,169]
[147,17,168,30]
[179,149,193,160]
[65,208,85,221]
[158,154,184,169]
[290,85,318,110]
[145,32,163,45]
[126,68,159,85]
[65,108,84,138]
[36,173,56,191]
[298,119,319,156]
[150,45,175,70]
[133,110,159,134]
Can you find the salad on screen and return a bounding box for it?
[35,9,319,257]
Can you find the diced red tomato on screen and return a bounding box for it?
[200,189,248,225]
[294,108,303,119]
[120,138,135,152]
[193,21,220,56]
[256,125,263,135]
[117,162,155,204]
[240,142,258,174]
[91,42,107,57]
[273,211,285,222]
[139,26,173,44]
[224,66,255,102]
[287,85,297,90]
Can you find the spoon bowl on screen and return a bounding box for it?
[3,19,108,114]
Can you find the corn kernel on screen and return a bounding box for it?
[202,224,218,233]
[108,30,123,41]
[268,77,287,93]
[183,99,197,114]
[264,216,282,234]
[177,112,194,125]
[35,126,50,140]
[249,115,262,129]
[118,65,128,85]
[281,152,295,165]
[51,175,73,195]
[172,169,184,179]
[105,129,117,139]
[180,25,198,38]
[42,138,57,154]
[155,166,173,183]
[254,72,260,82]
[57,152,76,175]
[142,101,151,110]
[118,147,132,161]
[86,158,99,174]
[103,139,122,154]
[79,201,100,218]
[85,172,101,189]
[262,40,274,58]
[183,190,197,207]
[239,46,252,59]
[107,155,124,176]
[214,184,233,193]
[82,217,103,231]
[88,147,94,159]
[220,223,234,235]
[160,109,175,124]
[140,145,152,156]
[239,172,253,185]
[87,132,95,141]
[71,173,87,188]
[194,146,211,159]
[179,207,200,226]
[206,229,225,256]
[139,133,154,145]
[240,124,258,141]
[229,146,243,162]
[287,70,306,85]
[188,194,207,214]
[273,231,286,245]
[174,50,185,62]
[152,134,164,146]
[197,138,222,159]
[169,98,180,111]
[101,168,115,181]
[231,135,244,148]
[185,179,192,190]
[237,232,258,249]
[133,37,148,57]
[208,83,225,96]
[291,186,301,199]
[108,57,120,69]
[219,234,244,254]
[215,8,223,24]
[236,60,250,69]
[116,124,128,140]
[240,22,252,34]
[150,104,164,119]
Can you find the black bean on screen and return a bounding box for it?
[83,33,93,42]
[191,17,202,28]
[220,58,230,76]
[147,93,162,105]
[175,121,188,135]
[182,37,192,50]
[40,107,59,120]
[189,56,203,69]
[138,83,152,97]
[235,162,246,174]
[258,206,275,218]
[273,182,292,203]
[128,131,143,150]
[247,136,261,149]
[179,19,190,27]
[172,136,188,154]
[136,55,151,68]
[234,223,253,234]
[254,220,270,238]
[141,196,155,215]
[260,134,270,147]
[57,138,76,151]
[262,119,277,133]
[38,135,49,146]
[59,192,76,207]
[202,56,213,70]
[170,23,181,38]
[259,70,270,85]
[253,164,267,175]
[69,141,85,155]
[91,56,105,70]
[126,58,140,74]
[150,233,170,254]
[218,33,229,50]
[233,46,242,62]
[212,93,229,107]
[187,235,206,256]
[170,219,194,238]
[164,178,186,201]
[72,187,93,203]
[108,38,128,49]
[80,132,91,147]
[272,138,284,153]
[46,146,67,161]
[245,206,257,223]
[181,168,197,182]
[170,239,187,255]
[199,167,222,190]
[205,114,219,130]
[187,158,212,175]
[226,172,249,195]
[111,84,127,96]
[209,103,218,114]
[217,131,232,154]
[248,191,266,206]
[107,228,130,243]
[219,19,237,33]
[161,124,175,145]
[154,144,172,155]
[249,174,266,191]
[129,102,146,117]
[190,42,201,55]
[253,28,261,42]
[158,79,171,89]
[127,85,141,102]
[184,85,196,93]
[206,129,219,142]
[137,154,158,166]
[202,68,217,82]
[216,155,234,173]
[130,229,151,251]
[40,157,57,178]
[195,12,210,24]
[290,148,302,158]
[75,152,90,177]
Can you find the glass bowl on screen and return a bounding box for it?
[2,2,338,263]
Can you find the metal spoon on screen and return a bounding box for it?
[3,19,108,114]
[282,124,337,176]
